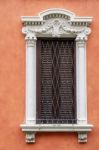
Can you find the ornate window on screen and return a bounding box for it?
[20,8,93,143]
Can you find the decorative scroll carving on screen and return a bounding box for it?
[76,28,91,41]
[22,27,37,47]
[22,27,37,40]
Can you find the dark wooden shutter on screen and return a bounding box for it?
[36,38,76,124]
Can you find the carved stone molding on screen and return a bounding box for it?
[22,21,91,39]
[20,8,93,144]
[21,8,93,39]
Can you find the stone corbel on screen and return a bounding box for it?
[78,132,87,143]
[26,132,36,143]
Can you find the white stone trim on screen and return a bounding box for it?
[20,8,93,143]
[21,124,93,143]
[21,8,92,26]
[25,39,36,124]
[21,124,93,132]
[76,40,87,124]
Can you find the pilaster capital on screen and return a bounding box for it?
[22,27,37,47]
[76,28,91,42]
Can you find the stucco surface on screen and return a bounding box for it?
[0,0,98,150]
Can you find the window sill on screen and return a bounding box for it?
[20,123,93,143]
[20,123,93,132]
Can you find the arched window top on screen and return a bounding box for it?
[39,8,75,20]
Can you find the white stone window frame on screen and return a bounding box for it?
[20,8,93,143]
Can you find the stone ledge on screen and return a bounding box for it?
[20,123,93,132]
[20,123,93,143]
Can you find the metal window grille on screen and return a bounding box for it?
[36,38,76,124]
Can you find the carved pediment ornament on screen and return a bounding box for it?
[22,19,91,41]
[21,8,92,41]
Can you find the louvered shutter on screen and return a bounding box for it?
[36,39,76,124]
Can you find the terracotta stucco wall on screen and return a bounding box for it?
[0,0,98,150]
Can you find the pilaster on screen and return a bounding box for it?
[25,33,36,125]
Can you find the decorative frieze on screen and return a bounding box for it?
[22,18,91,38]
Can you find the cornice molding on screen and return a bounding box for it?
[21,8,92,26]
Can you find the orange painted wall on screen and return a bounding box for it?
[0,0,98,150]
